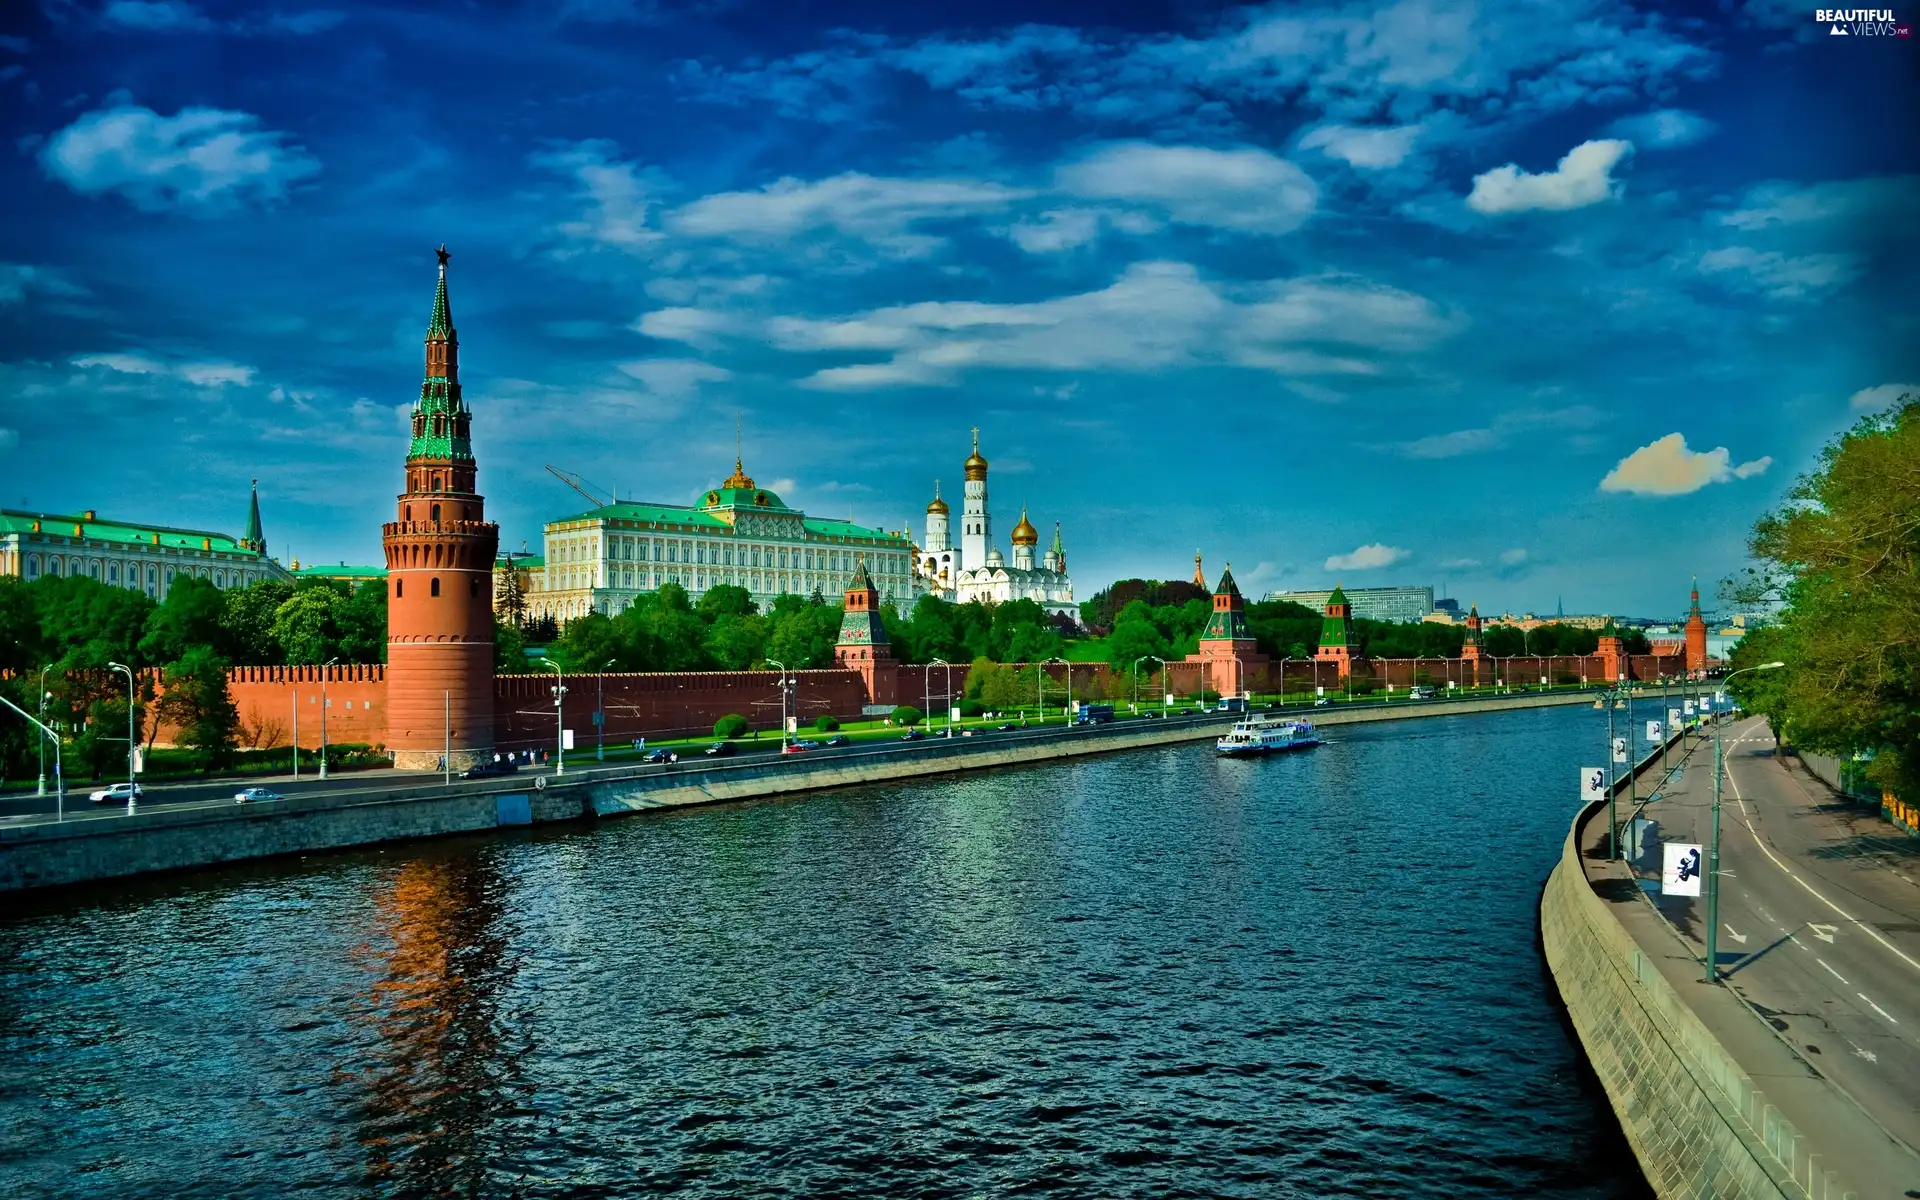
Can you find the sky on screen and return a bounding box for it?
[0,0,1915,620]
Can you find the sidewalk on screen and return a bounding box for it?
[1579,729,1920,1197]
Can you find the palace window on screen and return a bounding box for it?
[108,564,119,584]
[395,578,403,598]
[430,577,440,597]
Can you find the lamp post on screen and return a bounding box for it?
[538,656,567,775]
[1704,661,1785,984]
[107,662,136,802]
[36,664,50,797]
[1,696,63,821]
[1278,656,1291,706]
[924,657,953,735]
[595,658,614,762]
[319,657,339,779]
[1046,657,1073,719]
[768,658,791,748]
[1136,655,1167,715]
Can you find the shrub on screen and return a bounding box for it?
[891,704,924,727]
[959,699,985,717]
[1555,672,1581,685]
[812,715,840,733]
[714,713,749,739]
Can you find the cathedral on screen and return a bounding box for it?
[913,430,1077,619]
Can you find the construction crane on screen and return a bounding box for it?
[544,465,617,509]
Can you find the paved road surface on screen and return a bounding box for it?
[1638,715,1920,1158]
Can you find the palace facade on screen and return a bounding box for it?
[0,483,289,599]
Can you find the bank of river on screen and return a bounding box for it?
[0,704,1649,1197]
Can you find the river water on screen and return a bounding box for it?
[0,704,1647,1198]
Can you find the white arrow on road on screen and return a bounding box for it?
[1809,923,1838,943]
[1848,1040,1878,1064]
[1723,924,1749,945]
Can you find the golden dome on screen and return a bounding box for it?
[927,480,949,515]
[964,427,988,481]
[1011,505,1038,545]
[721,456,755,490]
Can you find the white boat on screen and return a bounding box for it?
[1215,717,1321,757]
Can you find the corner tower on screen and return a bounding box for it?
[1187,564,1268,698]
[835,557,897,706]
[1315,584,1356,678]
[382,246,501,770]
[1683,577,1708,673]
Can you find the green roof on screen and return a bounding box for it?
[801,519,903,541]
[294,564,389,579]
[498,554,544,569]
[547,501,905,543]
[0,509,260,555]
[698,484,791,511]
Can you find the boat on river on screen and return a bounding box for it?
[1215,716,1320,757]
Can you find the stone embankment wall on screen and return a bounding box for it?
[1540,794,1850,1198]
[1,687,1643,894]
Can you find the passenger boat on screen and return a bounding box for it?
[1215,717,1320,757]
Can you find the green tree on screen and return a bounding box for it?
[271,588,343,665]
[812,714,839,732]
[155,647,240,772]
[139,576,231,665]
[706,612,769,670]
[493,618,528,673]
[699,583,757,620]
[0,578,46,673]
[714,713,749,739]
[980,663,1026,711]
[1732,395,1920,797]
[222,577,294,664]
[891,704,923,727]
[336,581,388,663]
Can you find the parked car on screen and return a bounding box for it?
[703,742,736,757]
[1177,707,1194,715]
[89,782,143,805]
[1142,711,1162,720]
[645,748,673,763]
[1313,697,1332,708]
[780,741,811,754]
[823,735,850,747]
[460,759,519,779]
[996,723,1017,731]
[234,786,284,803]
[900,729,925,741]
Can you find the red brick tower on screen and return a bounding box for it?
[1315,583,1356,678]
[835,556,897,706]
[1684,577,1709,674]
[1188,564,1268,697]
[382,247,500,770]
[1459,602,1485,685]
[1596,622,1626,684]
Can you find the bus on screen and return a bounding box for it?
[1073,703,1115,725]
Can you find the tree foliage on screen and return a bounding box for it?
[1728,394,1919,797]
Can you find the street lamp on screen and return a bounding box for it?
[1135,654,1168,715]
[107,662,136,805]
[319,657,339,779]
[538,656,567,775]
[595,657,614,761]
[767,658,791,748]
[1,695,63,820]
[1046,657,1074,719]
[1704,661,1785,984]
[924,658,953,735]
[36,664,50,797]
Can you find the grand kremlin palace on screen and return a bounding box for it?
[522,456,922,623]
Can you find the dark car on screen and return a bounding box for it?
[1143,711,1162,720]
[644,748,673,763]
[900,729,925,741]
[1178,707,1193,715]
[460,759,519,779]
[996,723,1016,731]
[704,742,736,757]
[823,735,850,747]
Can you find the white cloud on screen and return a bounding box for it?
[1399,427,1501,458]
[1849,382,1918,411]
[1438,557,1481,569]
[1325,543,1408,571]
[1599,433,1772,496]
[1721,176,1919,231]
[1237,275,1459,353]
[1696,246,1858,299]
[533,140,664,252]
[0,263,88,305]
[634,307,738,348]
[1391,405,1601,458]
[102,1,214,31]
[74,353,254,386]
[614,358,732,397]
[1055,142,1318,234]
[40,103,319,213]
[1297,123,1422,169]
[668,172,1029,256]
[1007,208,1103,253]
[1604,108,1716,148]
[1498,548,1529,566]
[0,427,17,452]
[1467,139,1633,215]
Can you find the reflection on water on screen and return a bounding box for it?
[0,706,1648,1198]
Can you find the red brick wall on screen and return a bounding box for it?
[492,669,871,750]
[225,665,388,750]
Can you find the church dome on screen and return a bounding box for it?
[1011,506,1038,545]
[964,429,988,481]
[927,483,949,515]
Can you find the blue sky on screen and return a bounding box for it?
[1,0,1915,619]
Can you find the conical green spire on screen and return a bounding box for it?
[409,245,472,463]
[427,245,454,339]
[1213,565,1240,596]
[847,554,876,593]
[242,478,264,553]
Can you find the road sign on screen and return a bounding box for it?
[1316,686,1325,697]
[563,729,575,750]
[1612,737,1628,764]
[1165,693,1175,705]
[1699,695,1713,712]
[1669,708,1682,730]
[1581,767,1606,803]
[1662,843,1703,896]
[591,710,604,727]
[786,716,798,733]
[1647,720,1663,741]
[950,706,961,722]
[1683,699,1696,716]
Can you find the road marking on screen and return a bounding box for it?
[1858,994,1899,1025]
[1724,924,1749,945]
[1722,729,1920,976]
[1809,923,1838,943]
[1849,1040,1879,1064]
[1817,958,1850,985]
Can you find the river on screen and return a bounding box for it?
[0,704,1647,1198]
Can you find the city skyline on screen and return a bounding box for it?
[0,0,1915,616]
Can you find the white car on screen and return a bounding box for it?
[234,787,284,804]
[89,782,144,805]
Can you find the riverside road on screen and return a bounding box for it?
[1640,715,1920,1160]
